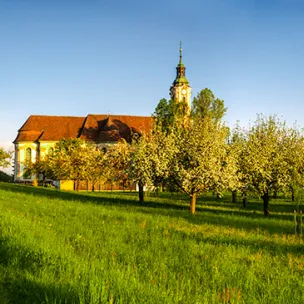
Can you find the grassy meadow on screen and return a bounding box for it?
[0,182,303,303]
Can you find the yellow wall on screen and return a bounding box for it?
[170,84,192,113]
[59,180,74,191]
[15,141,76,192]
[14,142,38,181]
[14,141,56,182]
[39,142,56,159]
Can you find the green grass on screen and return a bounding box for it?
[0,182,303,303]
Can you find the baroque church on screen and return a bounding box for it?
[13,44,192,187]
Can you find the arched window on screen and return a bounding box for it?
[48,147,54,156]
[25,147,32,162]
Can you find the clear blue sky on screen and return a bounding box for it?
[1,0,304,154]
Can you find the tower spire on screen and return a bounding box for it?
[175,41,187,82]
[169,42,192,113]
[179,41,183,64]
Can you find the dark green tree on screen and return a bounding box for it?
[152,98,188,133]
[191,88,227,123]
[0,170,13,182]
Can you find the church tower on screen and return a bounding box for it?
[170,42,192,112]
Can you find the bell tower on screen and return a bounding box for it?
[170,42,192,112]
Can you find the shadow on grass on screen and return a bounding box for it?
[197,196,296,214]
[137,206,295,236]
[0,183,298,236]
[196,205,294,222]
[0,236,79,304]
[0,182,189,211]
[1,183,295,212]
[0,237,62,273]
[187,210,294,235]
[0,276,79,304]
[172,228,304,257]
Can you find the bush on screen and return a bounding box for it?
[0,170,13,182]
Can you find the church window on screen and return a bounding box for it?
[25,148,32,162]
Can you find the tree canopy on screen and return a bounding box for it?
[48,138,97,190]
[152,98,189,132]
[232,115,303,216]
[191,88,227,122]
[168,118,237,213]
[0,148,12,169]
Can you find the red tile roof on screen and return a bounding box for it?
[14,114,152,143]
[14,115,86,143]
[80,114,152,143]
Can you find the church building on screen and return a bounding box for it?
[13,43,192,185]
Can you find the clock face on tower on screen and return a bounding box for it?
[182,89,187,95]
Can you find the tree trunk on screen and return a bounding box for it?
[242,192,247,208]
[159,184,163,193]
[139,181,144,203]
[190,193,197,214]
[232,191,237,203]
[262,192,270,216]
[92,182,95,192]
[292,190,295,202]
[216,193,220,199]
[243,197,247,208]
[273,191,277,199]
[76,180,80,191]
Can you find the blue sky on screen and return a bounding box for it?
[1,0,304,161]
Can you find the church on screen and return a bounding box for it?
[13,44,192,186]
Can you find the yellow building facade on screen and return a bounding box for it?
[13,115,152,187]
